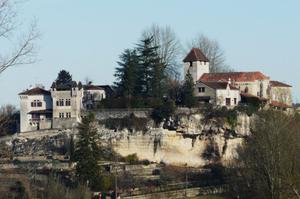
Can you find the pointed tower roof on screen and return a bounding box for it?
[183,48,209,62]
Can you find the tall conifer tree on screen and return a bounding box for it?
[114,49,138,100]
[74,113,101,187]
[182,72,196,108]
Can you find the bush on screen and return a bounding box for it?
[123,153,139,164]
[151,99,176,125]
[101,113,148,132]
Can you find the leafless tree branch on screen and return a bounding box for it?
[0,0,39,75]
[187,34,232,73]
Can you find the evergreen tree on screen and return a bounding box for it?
[74,113,101,188]
[136,36,165,99]
[114,49,139,104]
[55,70,73,90]
[181,72,196,108]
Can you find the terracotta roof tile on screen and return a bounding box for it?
[271,101,292,108]
[200,72,269,82]
[200,81,239,90]
[183,48,209,62]
[270,80,292,87]
[19,87,51,96]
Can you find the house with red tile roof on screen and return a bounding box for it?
[195,81,240,106]
[183,48,293,108]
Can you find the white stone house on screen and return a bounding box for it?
[83,84,106,110]
[269,80,293,107]
[195,81,240,106]
[19,82,113,132]
[19,87,53,132]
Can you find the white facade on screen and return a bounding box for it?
[215,87,240,106]
[19,83,110,132]
[232,79,270,99]
[83,88,106,109]
[51,87,84,129]
[184,61,209,84]
[19,88,52,132]
[195,82,240,107]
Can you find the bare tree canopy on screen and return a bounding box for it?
[229,111,300,199]
[0,0,38,74]
[142,24,182,78]
[187,34,232,73]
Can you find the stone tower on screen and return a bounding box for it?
[183,48,210,83]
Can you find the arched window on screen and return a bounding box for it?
[244,87,249,93]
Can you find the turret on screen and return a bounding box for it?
[183,48,210,83]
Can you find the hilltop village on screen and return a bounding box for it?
[19,48,293,132]
[0,46,298,199]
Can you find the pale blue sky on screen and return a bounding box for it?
[0,0,299,106]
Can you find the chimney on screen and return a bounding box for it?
[228,78,232,85]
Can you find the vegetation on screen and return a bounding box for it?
[0,0,38,74]
[187,34,232,73]
[74,113,102,190]
[100,113,148,132]
[181,72,196,108]
[10,181,28,199]
[42,175,91,199]
[151,99,176,125]
[0,104,19,136]
[54,70,74,90]
[228,110,300,199]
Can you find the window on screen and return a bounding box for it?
[31,100,42,107]
[234,98,237,105]
[66,99,71,106]
[57,99,64,106]
[66,112,71,118]
[59,112,64,118]
[198,87,205,93]
[226,98,231,106]
[189,61,193,67]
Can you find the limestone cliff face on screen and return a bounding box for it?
[1,110,252,167]
[96,110,251,167]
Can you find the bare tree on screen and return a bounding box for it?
[0,104,18,136]
[229,110,300,199]
[0,0,38,74]
[187,34,232,73]
[142,24,182,78]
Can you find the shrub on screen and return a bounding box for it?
[101,113,148,132]
[151,99,176,125]
[124,153,139,164]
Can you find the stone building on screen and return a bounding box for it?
[269,80,293,106]
[50,81,84,129]
[195,81,240,106]
[19,87,53,132]
[19,82,112,132]
[183,48,293,108]
[83,83,106,110]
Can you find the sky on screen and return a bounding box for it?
[0,0,299,106]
